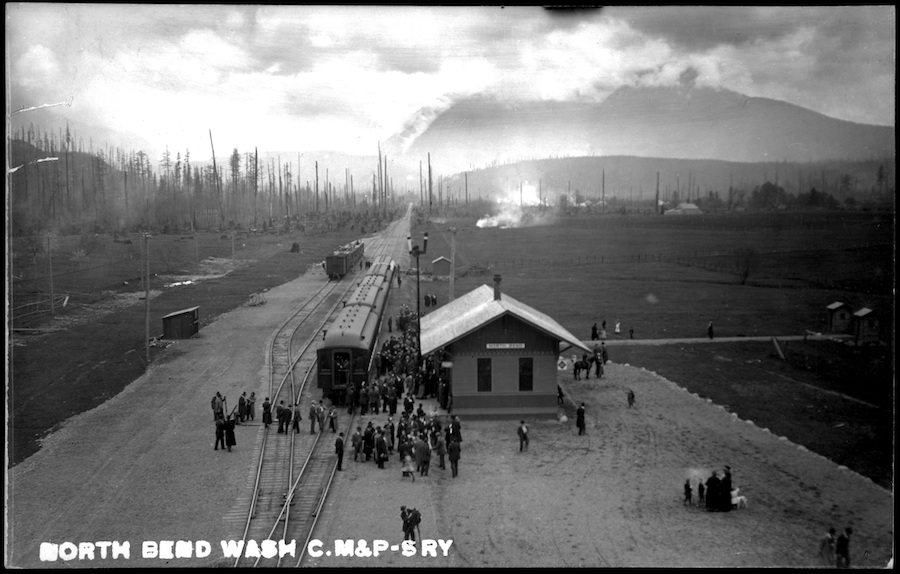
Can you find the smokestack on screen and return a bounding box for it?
[493,274,502,301]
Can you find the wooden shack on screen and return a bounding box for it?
[432,256,451,276]
[162,306,200,339]
[826,301,851,333]
[851,308,880,345]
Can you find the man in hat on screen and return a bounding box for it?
[335,432,345,471]
[309,400,318,434]
[576,403,586,435]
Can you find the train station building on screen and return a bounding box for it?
[419,275,589,418]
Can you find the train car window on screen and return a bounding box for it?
[319,350,332,371]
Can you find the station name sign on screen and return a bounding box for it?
[486,343,525,349]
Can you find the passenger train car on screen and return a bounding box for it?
[317,255,397,403]
[325,240,365,280]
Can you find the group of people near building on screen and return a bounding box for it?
[346,406,463,480]
[573,343,609,380]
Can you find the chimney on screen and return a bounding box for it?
[493,274,502,301]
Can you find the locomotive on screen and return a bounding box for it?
[317,254,397,403]
[325,240,365,280]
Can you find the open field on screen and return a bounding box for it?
[412,209,894,489]
[8,224,377,465]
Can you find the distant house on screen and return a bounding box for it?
[664,202,703,215]
[851,308,880,345]
[432,256,451,277]
[826,301,851,333]
[419,275,589,418]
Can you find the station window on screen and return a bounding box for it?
[477,358,492,392]
[518,357,533,391]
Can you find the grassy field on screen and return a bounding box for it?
[413,208,894,488]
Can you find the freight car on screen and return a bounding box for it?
[325,240,365,280]
[317,255,398,404]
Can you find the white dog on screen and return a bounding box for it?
[731,495,749,510]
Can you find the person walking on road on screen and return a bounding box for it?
[683,479,693,505]
[576,403,586,436]
[708,321,714,340]
[698,480,705,507]
[627,389,635,408]
[591,323,599,341]
[518,420,529,452]
[448,438,461,478]
[262,397,272,429]
[335,432,345,471]
[819,527,836,567]
[835,527,852,568]
[214,418,225,451]
[248,392,256,421]
[224,415,236,452]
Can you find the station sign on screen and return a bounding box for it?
[486,343,525,349]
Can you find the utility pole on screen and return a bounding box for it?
[449,227,457,301]
[47,234,55,315]
[144,233,150,362]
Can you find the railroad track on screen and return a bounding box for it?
[233,210,411,568]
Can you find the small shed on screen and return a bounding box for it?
[432,256,451,276]
[162,306,200,339]
[851,308,879,345]
[664,202,703,215]
[826,301,851,333]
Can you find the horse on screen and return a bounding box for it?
[573,359,591,380]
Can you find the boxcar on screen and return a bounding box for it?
[325,240,365,279]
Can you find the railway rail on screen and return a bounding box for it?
[232,209,410,567]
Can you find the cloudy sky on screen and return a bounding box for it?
[6,4,896,160]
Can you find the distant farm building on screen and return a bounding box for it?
[824,302,881,345]
[851,308,880,346]
[826,302,852,333]
[420,275,589,418]
[432,256,451,277]
[664,202,703,215]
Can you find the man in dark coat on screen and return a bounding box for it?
[276,401,287,433]
[262,397,272,428]
[359,386,369,416]
[363,423,375,461]
[414,436,430,476]
[386,417,396,453]
[591,323,599,340]
[576,403,586,435]
[375,431,388,469]
[335,433,345,471]
[351,427,363,462]
[214,418,225,451]
[224,416,237,452]
[346,383,356,415]
[238,392,247,423]
[309,401,318,434]
[292,403,302,434]
[705,472,720,511]
[721,466,733,512]
[448,438,461,478]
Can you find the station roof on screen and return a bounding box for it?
[853,307,874,317]
[419,285,590,356]
[826,301,846,310]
